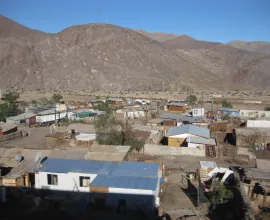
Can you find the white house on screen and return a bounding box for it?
[34,158,162,214]
[192,108,205,117]
[36,109,73,124]
[240,110,270,119]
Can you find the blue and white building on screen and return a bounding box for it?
[34,158,162,214]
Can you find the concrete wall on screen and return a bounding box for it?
[247,120,270,128]
[35,172,97,192]
[143,144,205,157]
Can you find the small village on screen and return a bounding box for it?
[0,90,270,220]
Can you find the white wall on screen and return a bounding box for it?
[192,108,205,117]
[36,112,72,123]
[35,172,97,192]
[247,120,270,128]
[188,143,205,149]
[240,110,270,119]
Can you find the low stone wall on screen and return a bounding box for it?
[143,144,205,157]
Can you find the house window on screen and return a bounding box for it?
[79,176,90,187]
[47,174,58,185]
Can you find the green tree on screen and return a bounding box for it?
[210,181,233,210]
[0,90,21,121]
[222,100,233,108]
[4,89,20,103]
[93,105,145,152]
[51,93,63,103]
[186,94,197,104]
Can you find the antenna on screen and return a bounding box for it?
[35,152,42,168]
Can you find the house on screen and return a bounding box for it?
[6,113,36,125]
[165,125,214,148]
[132,124,164,144]
[36,109,72,124]
[0,123,18,136]
[235,128,270,147]
[217,108,240,117]
[115,108,145,120]
[107,98,123,106]
[147,118,164,127]
[88,99,105,106]
[33,158,162,214]
[240,110,270,119]
[191,108,205,117]
[160,113,201,125]
[67,123,97,144]
[166,102,188,112]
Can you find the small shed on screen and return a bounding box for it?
[0,123,18,136]
[167,102,188,112]
[107,98,123,106]
[6,113,36,125]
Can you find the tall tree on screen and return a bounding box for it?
[51,93,63,103]
[186,94,198,104]
[222,100,233,108]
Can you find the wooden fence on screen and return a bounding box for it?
[0,131,22,142]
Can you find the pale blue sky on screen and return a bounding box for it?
[1,0,270,42]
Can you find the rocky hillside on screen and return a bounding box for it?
[0,15,270,92]
[227,41,270,54]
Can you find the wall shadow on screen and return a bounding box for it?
[0,187,161,220]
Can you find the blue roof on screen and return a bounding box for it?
[90,175,158,190]
[160,113,200,122]
[166,125,210,138]
[38,158,159,178]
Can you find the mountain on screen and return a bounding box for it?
[135,29,179,42]
[0,15,270,92]
[227,41,270,55]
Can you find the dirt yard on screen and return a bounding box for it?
[0,126,51,149]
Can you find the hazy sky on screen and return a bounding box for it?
[1,0,270,42]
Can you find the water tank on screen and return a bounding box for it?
[127,100,132,105]
[15,155,24,162]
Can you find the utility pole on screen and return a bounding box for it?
[201,92,204,109]
[66,101,69,120]
[162,82,165,93]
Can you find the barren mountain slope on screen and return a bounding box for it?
[0,16,223,91]
[162,35,221,50]
[0,15,270,92]
[135,29,180,42]
[227,40,270,54]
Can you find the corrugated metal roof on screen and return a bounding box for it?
[166,125,210,138]
[0,123,18,132]
[107,98,123,101]
[38,158,159,177]
[7,113,36,121]
[38,109,59,115]
[199,161,217,169]
[160,113,200,122]
[188,137,216,145]
[167,102,186,107]
[90,175,158,190]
